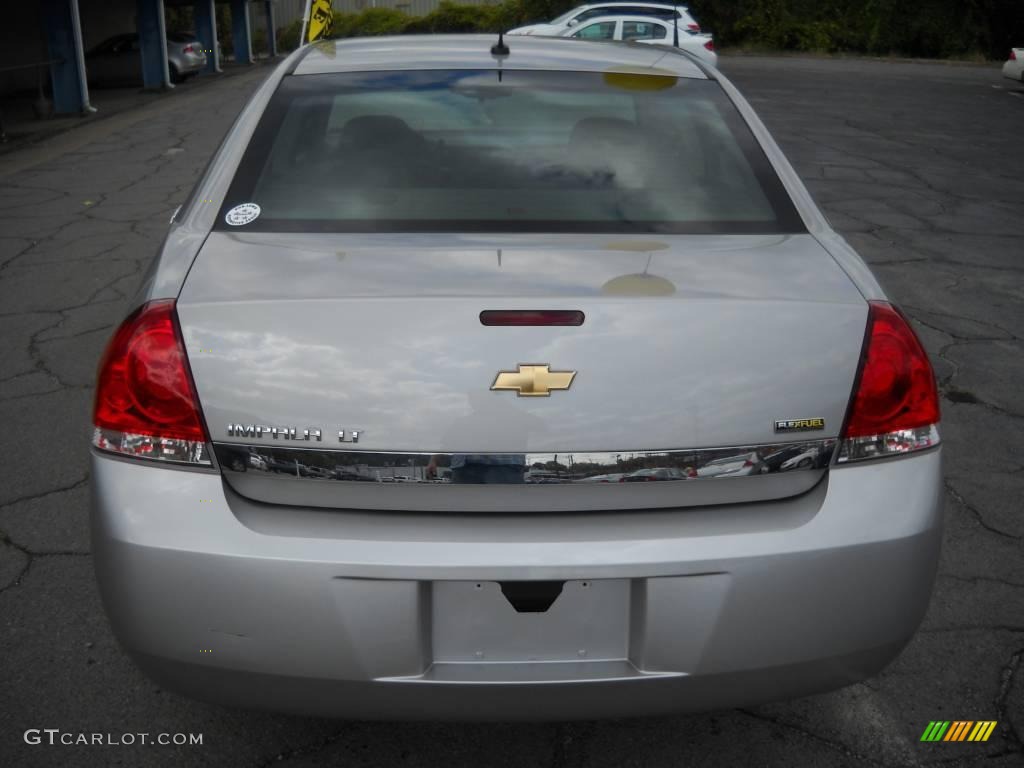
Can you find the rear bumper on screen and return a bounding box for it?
[698,50,719,69]
[171,53,206,75]
[90,448,943,720]
[1003,59,1024,81]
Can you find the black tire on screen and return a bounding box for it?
[169,63,181,84]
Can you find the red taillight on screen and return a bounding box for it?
[838,302,940,462]
[480,310,584,326]
[703,39,715,51]
[183,44,194,53]
[844,303,939,437]
[687,23,700,31]
[1011,50,1017,61]
[93,300,210,464]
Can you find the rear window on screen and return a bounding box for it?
[218,69,804,234]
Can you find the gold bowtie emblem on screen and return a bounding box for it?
[491,365,576,397]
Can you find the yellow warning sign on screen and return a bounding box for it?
[307,0,334,43]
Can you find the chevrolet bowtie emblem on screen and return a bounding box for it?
[491,364,576,397]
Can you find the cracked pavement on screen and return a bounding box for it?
[0,56,1021,767]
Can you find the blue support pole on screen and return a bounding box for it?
[136,0,170,90]
[194,0,221,74]
[265,1,278,58]
[42,0,90,114]
[230,0,253,65]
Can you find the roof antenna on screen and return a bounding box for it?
[491,31,510,58]
[491,31,509,81]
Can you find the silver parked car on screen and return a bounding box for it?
[86,31,206,85]
[91,35,943,720]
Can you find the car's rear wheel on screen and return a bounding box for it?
[169,63,181,84]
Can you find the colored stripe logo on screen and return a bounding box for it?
[920,721,997,742]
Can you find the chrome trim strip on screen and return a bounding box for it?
[213,438,837,485]
[837,424,940,463]
[93,427,213,467]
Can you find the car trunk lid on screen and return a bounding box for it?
[177,231,865,511]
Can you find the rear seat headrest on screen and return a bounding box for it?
[342,115,425,149]
[569,117,640,148]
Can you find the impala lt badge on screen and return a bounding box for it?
[226,425,361,443]
[491,364,576,397]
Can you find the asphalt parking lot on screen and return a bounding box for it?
[0,54,1022,768]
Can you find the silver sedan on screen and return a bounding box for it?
[90,35,942,720]
[86,32,206,85]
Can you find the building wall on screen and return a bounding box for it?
[275,0,307,25]
[338,0,499,15]
[1,0,501,97]
[274,0,501,27]
[79,0,146,51]
[0,0,144,96]
[0,1,51,95]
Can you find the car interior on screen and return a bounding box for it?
[247,75,779,227]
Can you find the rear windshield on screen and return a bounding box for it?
[217,69,804,234]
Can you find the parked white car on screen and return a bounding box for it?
[563,15,717,66]
[509,2,700,37]
[1004,48,1024,83]
[780,448,820,471]
[695,452,763,478]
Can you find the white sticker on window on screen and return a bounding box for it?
[225,203,261,226]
